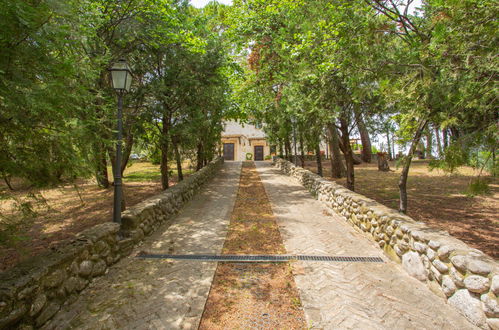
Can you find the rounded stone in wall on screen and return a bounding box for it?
[464,275,490,294]
[29,294,47,317]
[75,277,88,291]
[442,275,456,297]
[402,251,428,281]
[451,255,468,272]
[413,242,427,254]
[92,260,107,277]
[43,270,66,289]
[428,240,441,250]
[467,259,492,276]
[63,277,78,295]
[78,261,93,277]
[481,293,499,318]
[17,285,36,300]
[426,248,436,261]
[448,289,487,328]
[35,302,60,327]
[449,267,465,288]
[394,244,404,257]
[431,265,442,283]
[432,259,449,273]
[437,246,451,260]
[492,275,499,295]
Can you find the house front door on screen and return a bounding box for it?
[254,146,264,161]
[223,143,235,161]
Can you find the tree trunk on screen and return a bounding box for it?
[279,141,284,158]
[378,153,390,171]
[172,136,183,181]
[399,119,428,213]
[443,128,449,149]
[299,132,305,167]
[284,138,291,161]
[315,143,323,177]
[426,129,433,159]
[196,142,203,171]
[392,134,396,160]
[339,117,355,191]
[120,132,134,176]
[2,172,14,190]
[160,115,169,190]
[435,126,443,157]
[450,127,460,141]
[327,123,345,178]
[386,128,392,160]
[107,147,117,183]
[338,134,362,165]
[493,149,496,177]
[355,110,372,163]
[94,143,109,188]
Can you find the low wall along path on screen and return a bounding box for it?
[273,158,498,329]
[0,158,225,329]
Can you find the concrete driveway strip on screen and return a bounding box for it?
[255,162,475,330]
[42,162,242,330]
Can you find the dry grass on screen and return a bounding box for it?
[199,162,306,329]
[0,161,186,272]
[305,159,499,259]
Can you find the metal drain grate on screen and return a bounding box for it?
[136,253,384,263]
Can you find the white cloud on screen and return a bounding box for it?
[406,0,424,15]
[190,0,233,8]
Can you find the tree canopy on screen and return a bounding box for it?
[0,0,496,213]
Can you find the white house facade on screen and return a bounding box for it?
[220,121,271,161]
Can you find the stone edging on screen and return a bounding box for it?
[273,158,498,329]
[0,158,224,329]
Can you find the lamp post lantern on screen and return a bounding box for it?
[109,59,132,224]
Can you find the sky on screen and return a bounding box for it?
[190,0,232,8]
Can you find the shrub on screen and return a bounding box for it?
[464,178,491,197]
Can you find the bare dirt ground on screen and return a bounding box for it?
[304,159,499,259]
[199,162,306,329]
[0,162,187,272]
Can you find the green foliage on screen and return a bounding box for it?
[430,143,468,173]
[0,0,232,190]
[464,179,491,197]
[469,151,498,176]
[0,0,495,216]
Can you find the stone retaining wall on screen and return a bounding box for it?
[0,157,224,329]
[273,158,498,329]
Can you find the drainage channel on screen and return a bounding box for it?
[136,253,384,263]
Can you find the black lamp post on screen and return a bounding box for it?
[109,59,132,224]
